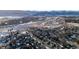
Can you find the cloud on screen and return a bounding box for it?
[0,0,78,11]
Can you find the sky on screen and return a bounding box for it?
[0,0,79,11]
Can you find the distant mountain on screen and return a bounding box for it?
[0,10,79,16]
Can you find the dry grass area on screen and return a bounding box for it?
[67,23,79,27]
